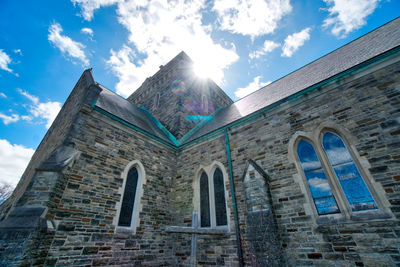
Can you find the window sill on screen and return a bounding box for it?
[316,210,392,226]
[165,225,229,235]
[115,226,136,234]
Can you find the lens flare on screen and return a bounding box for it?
[183,96,216,114]
[171,79,186,95]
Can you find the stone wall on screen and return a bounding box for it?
[242,162,285,266]
[0,47,399,267]
[42,104,179,266]
[128,52,233,139]
[0,226,54,266]
[171,136,240,266]
[205,58,400,266]
[41,56,399,266]
[0,69,97,216]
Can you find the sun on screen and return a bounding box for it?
[193,61,213,80]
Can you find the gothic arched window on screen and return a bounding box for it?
[114,160,146,233]
[213,168,227,226]
[322,132,377,212]
[118,167,139,227]
[292,126,389,223]
[201,95,207,113]
[154,93,160,109]
[200,172,211,227]
[197,163,229,228]
[297,140,340,215]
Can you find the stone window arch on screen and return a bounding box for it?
[114,160,146,233]
[194,162,230,228]
[289,124,391,224]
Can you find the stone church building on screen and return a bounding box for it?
[0,18,399,266]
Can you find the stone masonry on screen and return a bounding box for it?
[0,21,400,267]
[128,52,233,140]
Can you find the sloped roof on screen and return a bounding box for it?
[92,18,400,148]
[183,17,400,144]
[94,85,175,145]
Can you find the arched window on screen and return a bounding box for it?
[196,163,229,228]
[118,167,139,227]
[292,126,390,223]
[213,168,227,226]
[200,172,211,227]
[114,160,146,233]
[297,140,339,215]
[322,132,377,212]
[154,93,160,109]
[201,95,207,113]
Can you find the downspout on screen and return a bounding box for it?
[225,129,244,267]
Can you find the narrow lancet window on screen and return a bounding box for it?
[118,167,139,227]
[213,168,227,226]
[322,132,377,211]
[154,93,160,109]
[202,95,207,113]
[297,140,340,215]
[200,172,211,227]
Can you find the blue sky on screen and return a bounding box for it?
[0,0,399,187]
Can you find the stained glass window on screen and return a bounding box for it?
[118,167,139,227]
[297,140,340,215]
[213,168,227,226]
[322,132,377,212]
[200,172,211,227]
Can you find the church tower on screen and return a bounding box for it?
[127,51,233,139]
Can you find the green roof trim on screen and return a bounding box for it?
[92,105,179,150]
[139,106,180,146]
[91,45,400,152]
[179,45,400,149]
[178,107,222,145]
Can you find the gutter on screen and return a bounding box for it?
[225,129,244,267]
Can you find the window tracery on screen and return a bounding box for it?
[195,162,229,228]
[290,125,391,223]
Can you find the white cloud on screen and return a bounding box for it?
[0,89,61,128]
[18,88,39,104]
[0,139,34,187]
[0,49,13,73]
[281,27,311,57]
[101,0,239,97]
[213,0,292,37]
[18,89,62,129]
[48,22,90,66]
[71,0,120,21]
[235,76,271,98]
[249,40,280,59]
[81,27,94,37]
[308,177,331,192]
[13,49,22,55]
[0,92,6,98]
[0,113,20,125]
[21,115,33,121]
[31,102,62,129]
[323,0,379,38]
